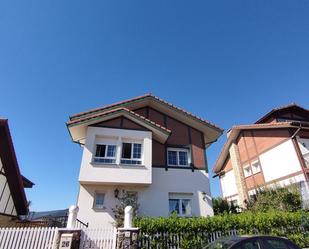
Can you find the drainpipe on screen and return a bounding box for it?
[290,124,308,181]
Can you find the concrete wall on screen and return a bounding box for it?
[77,168,213,228]
[259,139,302,182]
[79,127,152,185]
[220,170,238,198]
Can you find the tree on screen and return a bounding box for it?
[112,190,139,227]
[212,197,239,215]
[245,184,302,212]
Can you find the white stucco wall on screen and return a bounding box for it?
[259,139,302,183]
[0,161,16,216]
[79,127,152,185]
[77,168,213,228]
[220,170,238,198]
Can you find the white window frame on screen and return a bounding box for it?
[251,161,261,175]
[168,193,193,217]
[121,142,143,165]
[93,143,117,164]
[167,148,189,167]
[93,192,105,210]
[168,198,192,217]
[243,165,252,178]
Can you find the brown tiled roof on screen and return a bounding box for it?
[69,94,223,132]
[255,103,309,124]
[70,93,152,120]
[67,107,171,134]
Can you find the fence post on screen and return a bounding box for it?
[66,205,79,229]
[116,206,140,249]
[53,205,82,249]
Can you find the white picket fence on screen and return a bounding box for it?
[0,227,117,249]
[0,226,238,249]
[0,227,58,249]
[79,227,117,249]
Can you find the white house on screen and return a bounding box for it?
[213,104,309,208]
[67,94,223,227]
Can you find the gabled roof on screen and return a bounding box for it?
[67,107,171,144]
[212,121,309,175]
[68,94,223,147]
[0,119,32,215]
[255,103,309,124]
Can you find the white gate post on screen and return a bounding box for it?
[124,206,133,228]
[66,205,79,229]
[116,205,139,249]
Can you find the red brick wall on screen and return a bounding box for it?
[237,129,289,165]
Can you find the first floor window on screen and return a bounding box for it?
[251,161,261,174]
[94,193,105,209]
[121,142,142,165]
[168,193,192,216]
[94,144,117,164]
[167,148,189,166]
[243,165,252,177]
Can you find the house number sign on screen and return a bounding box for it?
[59,233,73,249]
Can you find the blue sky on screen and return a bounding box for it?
[0,0,308,211]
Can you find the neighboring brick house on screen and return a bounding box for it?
[0,119,34,226]
[213,104,309,208]
[67,94,223,227]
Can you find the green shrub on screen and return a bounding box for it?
[246,185,302,212]
[134,211,309,248]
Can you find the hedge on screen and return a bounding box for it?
[134,211,309,248]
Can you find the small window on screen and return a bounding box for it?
[122,143,132,159]
[121,143,142,165]
[167,148,189,166]
[94,144,117,164]
[168,151,177,165]
[243,165,252,177]
[168,193,192,216]
[94,193,105,209]
[251,161,261,174]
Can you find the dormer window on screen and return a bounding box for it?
[167,148,189,166]
[94,144,117,164]
[121,143,142,165]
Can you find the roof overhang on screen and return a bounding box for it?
[0,119,29,215]
[69,94,223,148]
[213,121,309,176]
[67,108,171,144]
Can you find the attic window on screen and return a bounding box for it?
[167,148,189,167]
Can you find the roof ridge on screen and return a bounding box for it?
[67,107,171,133]
[70,93,152,120]
[69,93,223,132]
